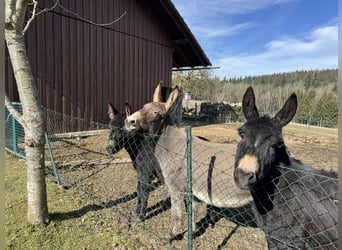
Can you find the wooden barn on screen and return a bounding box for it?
[5,0,211,126]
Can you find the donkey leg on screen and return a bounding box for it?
[183,197,199,240]
[139,180,150,221]
[192,198,199,232]
[166,193,183,242]
[136,180,143,221]
[136,174,150,222]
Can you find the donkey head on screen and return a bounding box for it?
[234,86,297,214]
[125,85,180,134]
[106,102,132,155]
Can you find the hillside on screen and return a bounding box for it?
[173,69,338,128]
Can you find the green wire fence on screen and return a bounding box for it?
[4,105,338,249]
[5,103,62,186]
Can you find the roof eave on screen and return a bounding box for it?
[145,0,211,68]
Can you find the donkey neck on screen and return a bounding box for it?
[155,124,185,153]
[249,146,290,215]
[253,156,338,216]
[160,123,181,137]
[124,133,145,163]
[278,157,338,194]
[158,114,179,135]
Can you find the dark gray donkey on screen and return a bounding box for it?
[234,86,338,249]
[106,85,164,221]
[125,85,253,242]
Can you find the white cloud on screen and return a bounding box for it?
[173,0,296,40]
[172,0,299,49]
[173,0,298,16]
[172,1,337,79]
[215,25,338,78]
[266,26,337,55]
[192,22,254,38]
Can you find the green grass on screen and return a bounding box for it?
[5,153,138,249]
[286,122,338,137]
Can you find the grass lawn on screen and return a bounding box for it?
[5,153,139,250]
[286,122,338,137]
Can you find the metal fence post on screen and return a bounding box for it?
[11,114,17,154]
[186,126,193,250]
[45,133,62,188]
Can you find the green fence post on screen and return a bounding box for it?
[11,114,17,155]
[186,126,193,250]
[45,133,63,188]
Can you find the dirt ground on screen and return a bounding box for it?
[27,122,339,249]
[192,123,338,172]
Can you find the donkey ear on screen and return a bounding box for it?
[242,86,259,120]
[124,102,132,118]
[108,102,119,120]
[273,93,297,128]
[165,86,179,112]
[152,81,163,102]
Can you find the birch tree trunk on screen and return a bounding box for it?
[5,0,49,225]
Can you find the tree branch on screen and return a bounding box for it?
[5,0,17,30]
[16,0,29,29]
[57,2,126,27]
[35,0,60,16]
[5,94,28,130]
[5,0,30,31]
[22,0,38,34]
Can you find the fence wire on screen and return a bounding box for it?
[5,103,25,159]
[5,107,338,249]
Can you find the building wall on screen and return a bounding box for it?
[6,0,174,126]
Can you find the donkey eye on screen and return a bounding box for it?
[272,141,284,149]
[238,129,245,139]
[154,111,161,117]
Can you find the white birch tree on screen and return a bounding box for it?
[5,0,49,225]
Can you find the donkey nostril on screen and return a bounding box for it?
[248,173,256,184]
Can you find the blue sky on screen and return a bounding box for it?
[172,0,338,79]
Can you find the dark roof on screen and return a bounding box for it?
[144,0,212,68]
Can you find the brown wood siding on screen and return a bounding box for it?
[6,0,174,128]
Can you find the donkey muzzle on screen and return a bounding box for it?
[234,154,259,189]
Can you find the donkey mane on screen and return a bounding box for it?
[280,159,338,198]
[288,157,338,178]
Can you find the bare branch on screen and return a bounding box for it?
[5,94,28,130]
[23,0,61,34]
[35,0,60,16]
[57,2,126,27]
[21,0,125,34]
[22,0,38,34]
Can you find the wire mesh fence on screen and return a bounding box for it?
[4,106,338,249]
[5,103,25,159]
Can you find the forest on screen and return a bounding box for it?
[172,69,338,128]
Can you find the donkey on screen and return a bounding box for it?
[106,84,209,222]
[106,101,163,222]
[125,85,253,241]
[234,86,338,249]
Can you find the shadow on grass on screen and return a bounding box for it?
[50,181,168,222]
[170,202,257,246]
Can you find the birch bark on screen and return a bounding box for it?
[5,0,49,225]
